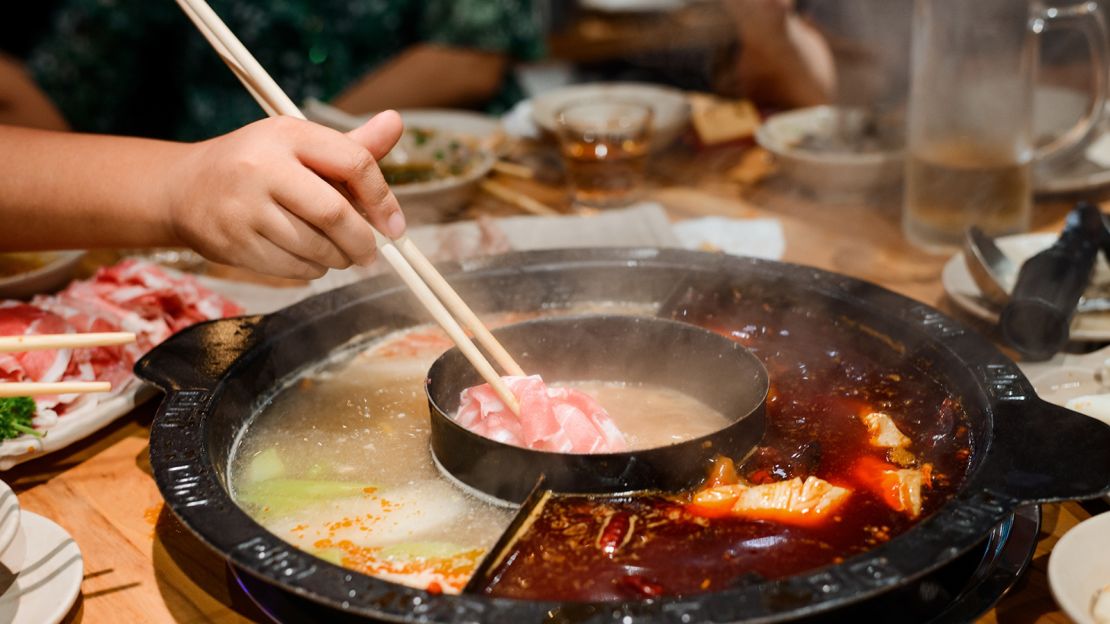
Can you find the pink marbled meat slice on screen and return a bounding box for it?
[0,302,72,383]
[454,375,627,454]
[1,259,244,420]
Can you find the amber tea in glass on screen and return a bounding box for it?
[556,100,652,209]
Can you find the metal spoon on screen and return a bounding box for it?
[963,226,1016,309]
[964,223,1110,314]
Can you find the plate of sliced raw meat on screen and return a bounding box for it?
[0,259,242,469]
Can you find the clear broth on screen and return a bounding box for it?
[230,306,715,593]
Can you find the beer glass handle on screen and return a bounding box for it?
[1033,1,1110,162]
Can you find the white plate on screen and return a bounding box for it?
[942,232,1110,342]
[530,82,691,151]
[0,511,82,624]
[1048,511,1110,624]
[0,383,155,471]
[0,482,22,573]
[1019,344,1110,504]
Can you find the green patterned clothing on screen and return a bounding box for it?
[28,0,544,140]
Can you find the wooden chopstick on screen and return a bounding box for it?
[0,332,136,353]
[492,160,535,180]
[176,0,526,413]
[0,381,112,398]
[480,179,560,216]
[178,1,280,117]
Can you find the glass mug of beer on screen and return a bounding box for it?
[904,0,1109,251]
[555,99,653,209]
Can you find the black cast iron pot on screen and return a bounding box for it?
[137,248,1110,623]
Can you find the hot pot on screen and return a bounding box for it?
[137,248,1110,623]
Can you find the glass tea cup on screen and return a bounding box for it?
[903,0,1109,252]
[555,99,653,209]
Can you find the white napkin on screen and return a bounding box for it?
[672,217,785,260]
[500,98,541,140]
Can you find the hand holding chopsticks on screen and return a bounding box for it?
[174,0,527,415]
[0,332,136,397]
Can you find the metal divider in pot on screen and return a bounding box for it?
[426,315,768,505]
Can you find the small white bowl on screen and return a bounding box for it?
[1049,511,1110,624]
[756,106,903,201]
[302,102,500,224]
[531,82,691,152]
[0,251,84,299]
[0,480,25,574]
[386,111,499,223]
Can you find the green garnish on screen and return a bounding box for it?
[411,128,432,146]
[0,397,42,440]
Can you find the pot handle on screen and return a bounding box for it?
[133,315,265,392]
[977,397,1110,504]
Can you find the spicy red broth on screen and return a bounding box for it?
[479,298,973,600]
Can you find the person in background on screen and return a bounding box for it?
[725,0,836,108]
[0,54,66,131]
[0,3,67,131]
[566,0,835,110]
[0,112,407,280]
[26,0,545,140]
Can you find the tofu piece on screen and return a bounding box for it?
[862,411,915,466]
[883,468,926,518]
[854,456,932,518]
[688,477,852,526]
[862,412,911,449]
[731,477,851,526]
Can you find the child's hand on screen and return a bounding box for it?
[166,111,406,279]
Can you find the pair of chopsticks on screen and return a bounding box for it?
[174,0,527,415]
[0,332,135,398]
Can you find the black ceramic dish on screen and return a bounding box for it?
[426,315,768,504]
[137,248,1110,623]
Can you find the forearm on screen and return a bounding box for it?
[332,44,508,114]
[0,126,184,250]
[736,15,835,107]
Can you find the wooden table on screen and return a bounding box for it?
[8,138,1108,623]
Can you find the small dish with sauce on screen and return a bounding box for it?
[756,105,904,201]
[301,101,498,224]
[381,125,496,224]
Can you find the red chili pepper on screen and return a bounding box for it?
[597,511,633,555]
[619,574,665,597]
